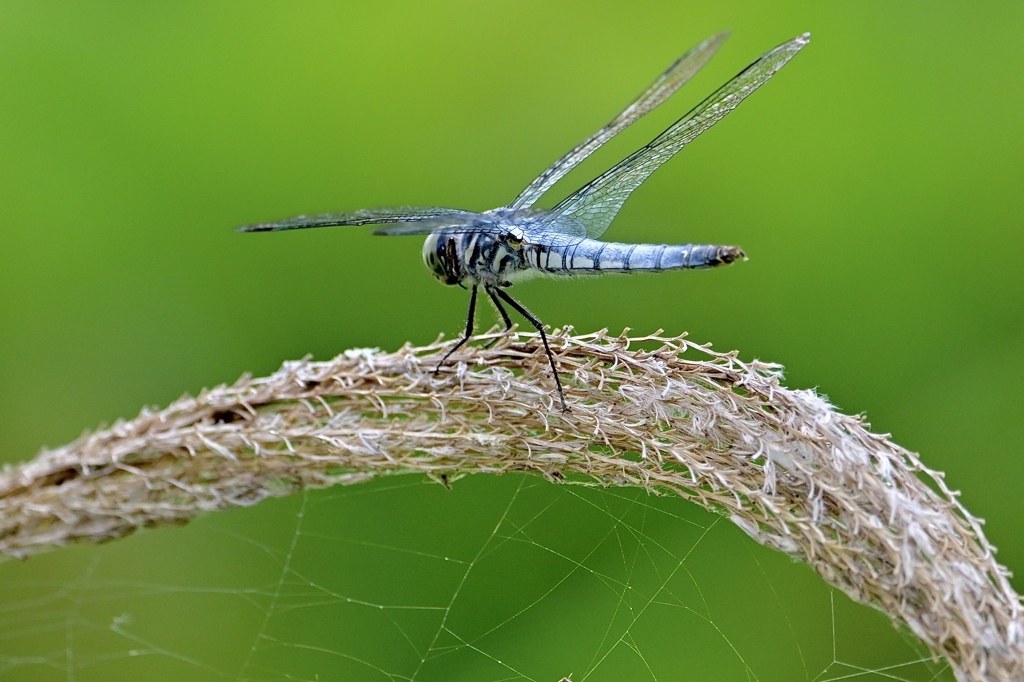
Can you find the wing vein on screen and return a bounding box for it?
[551,33,810,240]
[509,32,729,210]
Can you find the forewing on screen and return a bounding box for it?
[236,207,476,233]
[374,210,587,246]
[509,32,728,210]
[553,33,810,239]
[371,214,500,236]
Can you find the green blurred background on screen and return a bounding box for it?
[1,2,1022,680]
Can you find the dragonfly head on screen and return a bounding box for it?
[422,232,465,286]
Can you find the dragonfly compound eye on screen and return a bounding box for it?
[421,232,464,286]
[501,232,524,251]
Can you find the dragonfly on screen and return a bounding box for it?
[239,32,810,410]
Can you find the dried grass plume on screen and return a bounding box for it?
[0,329,1021,680]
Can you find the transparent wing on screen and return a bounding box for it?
[236,207,475,233]
[552,33,810,240]
[375,209,589,248]
[509,32,729,211]
[371,214,497,236]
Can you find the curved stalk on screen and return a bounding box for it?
[0,330,1020,680]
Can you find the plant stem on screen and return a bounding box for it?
[0,329,1020,680]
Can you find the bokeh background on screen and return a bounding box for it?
[2,2,1022,680]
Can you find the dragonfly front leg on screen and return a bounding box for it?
[435,283,478,374]
[482,285,514,349]
[491,288,567,412]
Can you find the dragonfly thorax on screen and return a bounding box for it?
[422,228,529,288]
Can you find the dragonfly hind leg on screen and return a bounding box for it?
[483,286,514,349]
[490,287,567,412]
[435,284,478,374]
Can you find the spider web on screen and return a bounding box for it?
[0,474,952,682]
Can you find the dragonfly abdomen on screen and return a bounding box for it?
[529,240,745,274]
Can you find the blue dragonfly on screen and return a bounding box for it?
[239,33,810,410]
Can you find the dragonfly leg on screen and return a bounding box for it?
[482,286,514,348]
[491,288,567,412]
[435,284,478,375]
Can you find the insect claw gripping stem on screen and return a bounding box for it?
[491,287,568,412]
[434,284,478,375]
[434,284,568,412]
